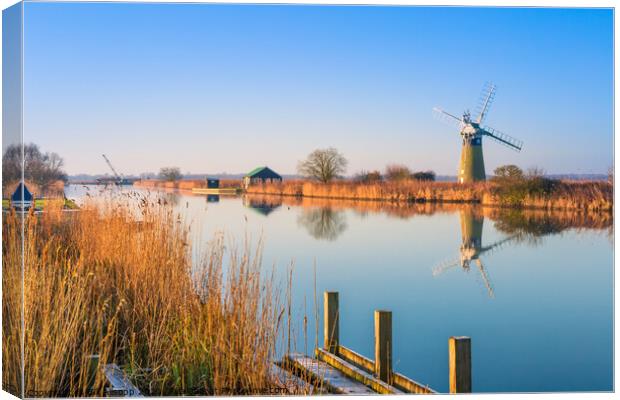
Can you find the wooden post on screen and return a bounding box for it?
[374,310,392,383]
[87,354,100,393]
[449,336,471,393]
[323,292,339,353]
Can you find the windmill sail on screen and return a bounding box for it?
[433,107,464,130]
[475,82,496,124]
[481,126,523,152]
[478,233,521,257]
[475,259,495,298]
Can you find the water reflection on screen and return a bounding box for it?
[297,207,348,241]
[433,209,520,298]
[432,207,613,298]
[62,188,613,392]
[242,195,282,216]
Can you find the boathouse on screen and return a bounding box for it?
[206,178,220,189]
[11,181,33,210]
[243,166,282,189]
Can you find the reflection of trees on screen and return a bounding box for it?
[492,209,612,239]
[297,207,347,241]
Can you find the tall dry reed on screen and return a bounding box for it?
[246,179,613,211]
[2,195,296,396]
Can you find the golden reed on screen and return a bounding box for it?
[2,195,299,397]
[245,179,613,212]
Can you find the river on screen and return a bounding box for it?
[65,185,613,393]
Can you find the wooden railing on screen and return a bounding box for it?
[322,291,471,394]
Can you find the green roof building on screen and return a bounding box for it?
[243,166,282,189]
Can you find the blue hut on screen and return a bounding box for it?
[11,182,33,210]
[206,178,220,189]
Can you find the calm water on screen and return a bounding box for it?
[65,185,613,393]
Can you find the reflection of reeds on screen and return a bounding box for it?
[246,180,613,212]
[2,198,299,396]
[243,193,613,234]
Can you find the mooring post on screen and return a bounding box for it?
[324,291,339,354]
[374,310,392,383]
[449,336,471,393]
[87,354,100,393]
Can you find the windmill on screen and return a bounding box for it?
[432,209,522,298]
[433,83,524,183]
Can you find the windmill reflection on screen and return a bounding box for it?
[433,208,520,298]
[297,207,347,241]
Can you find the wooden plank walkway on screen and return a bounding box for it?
[191,187,240,195]
[284,353,376,395]
[282,291,472,394]
[269,363,317,395]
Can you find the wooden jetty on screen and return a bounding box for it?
[279,291,472,394]
[191,187,240,195]
[85,291,471,396]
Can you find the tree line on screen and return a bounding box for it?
[297,147,436,183]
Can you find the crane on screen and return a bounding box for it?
[101,154,124,185]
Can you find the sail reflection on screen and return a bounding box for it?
[433,209,522,298]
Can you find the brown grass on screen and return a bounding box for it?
[2,196,300,397]
[245,179,613,212]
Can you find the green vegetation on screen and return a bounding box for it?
[411,171,436,182]
[491,165,557,207]
[2,198,79,210]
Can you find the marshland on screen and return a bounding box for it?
[3,3,613,395]
[4,183,611,395]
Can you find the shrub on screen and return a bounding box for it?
[412,171,436,181]
[385,164,411,181]
[353,170,382,183]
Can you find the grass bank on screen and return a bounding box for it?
[244,179,612,212]
[2,197,295,396]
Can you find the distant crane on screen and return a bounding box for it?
[99,154,132,185]
[433,82,524,183]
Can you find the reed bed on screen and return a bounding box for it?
[246,179,613,211]
[135,179,240,191]
[2,196,298,397]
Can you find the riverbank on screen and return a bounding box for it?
[134,179,240,191]
[244,180,613,212]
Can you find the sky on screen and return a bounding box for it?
[19,3,613,176]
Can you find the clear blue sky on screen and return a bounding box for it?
[22,3,613,176]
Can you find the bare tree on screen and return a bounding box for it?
[2,143,67,191]
[159,167,183,182]
[297,148,347,183]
